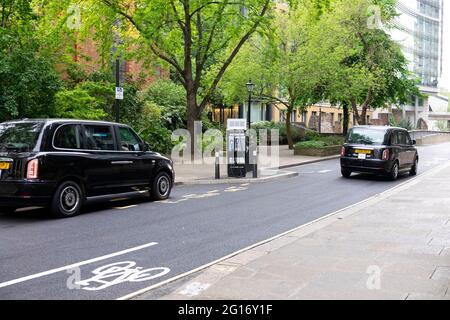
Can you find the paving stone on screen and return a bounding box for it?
[431,266,450,281]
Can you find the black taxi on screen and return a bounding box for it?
[340,126,418,180]
[0,119,174,218]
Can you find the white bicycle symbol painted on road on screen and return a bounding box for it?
[67,261,170,291]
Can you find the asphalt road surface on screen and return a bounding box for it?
[1,143,450,299]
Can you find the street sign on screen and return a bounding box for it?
[115,87,124,100]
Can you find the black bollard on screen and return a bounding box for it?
[215,152,220,180]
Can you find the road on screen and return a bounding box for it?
[1,143,450,299]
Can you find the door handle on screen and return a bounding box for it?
[111,161,134,165]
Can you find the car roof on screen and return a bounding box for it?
[1,119,126,126]
[352,125,408,132]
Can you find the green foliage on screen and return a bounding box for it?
[54,87,107,120]
[143,80,187,130]
[295,135,344,148]
[0,48,62,122]
[436,120,448,132]
[0,0,62,122]
[250,121,305,144]
[389,116,413,130]
[295,140,328,149]
[310,0,420,123]
[138,124,173,155]
[143,80,186,107]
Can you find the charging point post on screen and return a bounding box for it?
[227,119,247,178]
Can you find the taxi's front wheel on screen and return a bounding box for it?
[51,181,83,218]
[150,172,172,201]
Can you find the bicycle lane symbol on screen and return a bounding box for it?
[67,261,170,291]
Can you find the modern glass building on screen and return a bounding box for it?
[391,0,444,92]
[382,0,445,128]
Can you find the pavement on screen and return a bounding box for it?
[153,158,450,300]
[174,145,339,184]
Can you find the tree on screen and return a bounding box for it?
[51,0,276,152]
[220,1,325,149]
[0,0,62,122]
[313,0,420,128]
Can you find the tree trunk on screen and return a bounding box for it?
[351,99,362,125]
[343,102,349,136]
[186,88,200,159]
[286,109,294,150]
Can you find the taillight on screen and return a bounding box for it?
[27,159,39,179]
[341,147,346,157]
[382,149,390,161]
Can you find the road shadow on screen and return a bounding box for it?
[0,194,153,222]
[346,172,412,182]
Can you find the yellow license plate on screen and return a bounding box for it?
[355,149,372,154]
[0,163,11,170]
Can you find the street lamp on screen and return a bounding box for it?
[246,80,255,129]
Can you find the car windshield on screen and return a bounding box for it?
[0,122,44,152]
[346,128,386,145]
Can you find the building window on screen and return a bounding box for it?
[291,110,297,122]
[301,111,307,122]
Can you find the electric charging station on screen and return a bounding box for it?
[227,119,247,178]
[226,119,257,178]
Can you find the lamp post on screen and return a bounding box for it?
[246,80,255,130]
[246,80,255,176]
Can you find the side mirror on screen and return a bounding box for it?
[412,140,416,145]
[142,142,150,152]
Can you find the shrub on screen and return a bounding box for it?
[294,135,344,149]
[295,140,327,149]
[54,88,107,120]
[143,80,186,107]
[138,122,173,155]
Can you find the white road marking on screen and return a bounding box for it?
[73,261,170,291]
[318,170,332,173]
[114,205,138,210]
[0,242,158,289]
[224,186,248,192]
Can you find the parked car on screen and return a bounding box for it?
[340,126,418,180]
[0,119,174,218]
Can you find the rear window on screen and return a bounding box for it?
[0,122,44,152]
[346,128,387,145]
[54,124,83,150]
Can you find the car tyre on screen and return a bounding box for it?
[341,169,352,178]
[389,161,399,181]
[150,172,172,201]
[51,181,83,218]
[410,158,418,176]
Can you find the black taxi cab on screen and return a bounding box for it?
[340,126,418,180]
[0,119,174,218]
